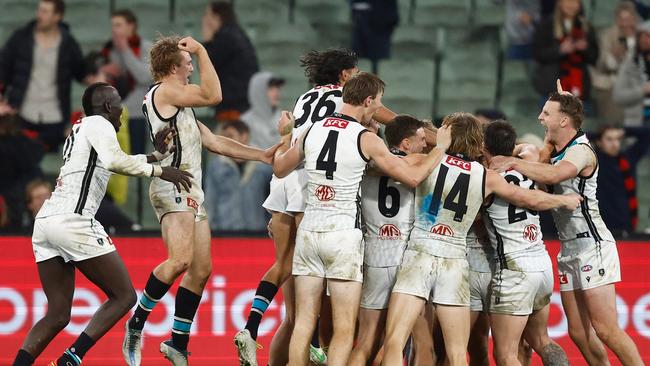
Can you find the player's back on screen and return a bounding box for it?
[483,169,551,271]
[38,116,114,218]
[143,83,204,204]
[360,149,415,267]
[410,154,486,258]
[291,84,343,143]
[300,113,369,232]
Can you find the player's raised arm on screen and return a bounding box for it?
[197,121,280,164]
[363,124,451,188]
[484,169,581,211]
[156,36,222,108]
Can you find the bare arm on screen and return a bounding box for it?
[485,169,581,211]
[198,121,278,163]
[156,37,222,109]
[490,156,579,185]
[372,105,397,124]
[272,129,306,178]
[513,143,540,162]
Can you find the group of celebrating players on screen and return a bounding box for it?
[10,33,643,366]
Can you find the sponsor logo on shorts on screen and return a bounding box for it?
[586,276,591,283]
[97,238,104,246]
[430,224,454,236]
[445,155,471,171]
[379,224,401,239]
[187,197,199,210]
[323,118,349,129]
[523,224,538,242]
[599,268,605,277]
[558,273,568,284]
[107,236,114,246]
[581,264,593,272]
[175,197,182,204]
[315,185,336,201]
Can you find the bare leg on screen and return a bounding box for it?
[431,305,446,366]
[75,252,137,340]
[582,284,643,366]
[269,277,295,366]
[179,219,212,294]
[436,305,470,366]
[468,311,489,366]
[561,290,609,365]
[411,308,435,366]
[19,257,75,357]
[490,313,527,366]
[320,290,334,348]
[327,279,362,366]
[349,308,386,366]
[154,212,196,283]
[288,276,324,366]
[381,293,425,366]
[522,305,568,366]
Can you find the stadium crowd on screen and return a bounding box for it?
[0,0,649,237]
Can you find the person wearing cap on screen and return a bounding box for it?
[613,19,650,126]
[241,71,285,149]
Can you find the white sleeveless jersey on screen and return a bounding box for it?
[549,132,614,250]
[143,83,204,204]
[483,170,552,272]
[466,225,494,273]
[291,84,343,144]
[300,113,369,232]
[410,154,486,258]
[360,149,415,267]
[38,115,155,218]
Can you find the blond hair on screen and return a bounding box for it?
[149,36,184,82]
[442,112,484,160]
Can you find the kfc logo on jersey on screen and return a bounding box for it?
[379,224,401,239]
[315,185,336,201]
[445,156,471,171]
[323,118,349,129]
[430,224,454,237]
[187,197,199,210]
[558,273,569,284]
[523,224,539,242]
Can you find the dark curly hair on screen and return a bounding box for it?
[300,48,358,86]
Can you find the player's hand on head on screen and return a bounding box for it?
[435,124,451,151]
[160,167,193,193]
[277,111,294,136]
[178,36,203,54]
[556,79,573,96]
[563,193,583,211]
[488,156,515,172]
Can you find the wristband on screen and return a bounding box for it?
[152,150,171,162]
[150,165,163,177]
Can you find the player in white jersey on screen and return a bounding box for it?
[490,82,643,365]
[381,112,582,366]
[348,115,426,366]
[483,121,569,365]
[236,49,398,366]
[12,83,192,366]
[122,36,278,366]
[273,72,452,366]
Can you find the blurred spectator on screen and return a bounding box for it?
[241,71,284,149]
[475,108,507,125]
[505,0,541,60]
[591,1,639,126]
[205,121,272,231]
[0,0,86,152]
[351,0,399,74]
[101,8,152,154]
[592,125,650,235]
[633,0,650,19]
[532,0,598,101]
[22,178,52,230]
[613,20,650,126]
[202,1,259,121]
[0,114,44,229]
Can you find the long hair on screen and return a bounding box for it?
[553,0,589,39]
[442,112,484,161]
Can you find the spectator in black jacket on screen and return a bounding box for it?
[202,1,259,122]
[0,0,86,152]
[593,125,650,236]
[532,0,598,101]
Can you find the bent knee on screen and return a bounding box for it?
[592,321,618,344]
[46,311,71,331]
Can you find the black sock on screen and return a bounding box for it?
[57,332,95,365]
[245,280,278,340]
[171,286,202,351]
[310,318,320,348]
[129,272,171,331]
[12,349,34,366]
